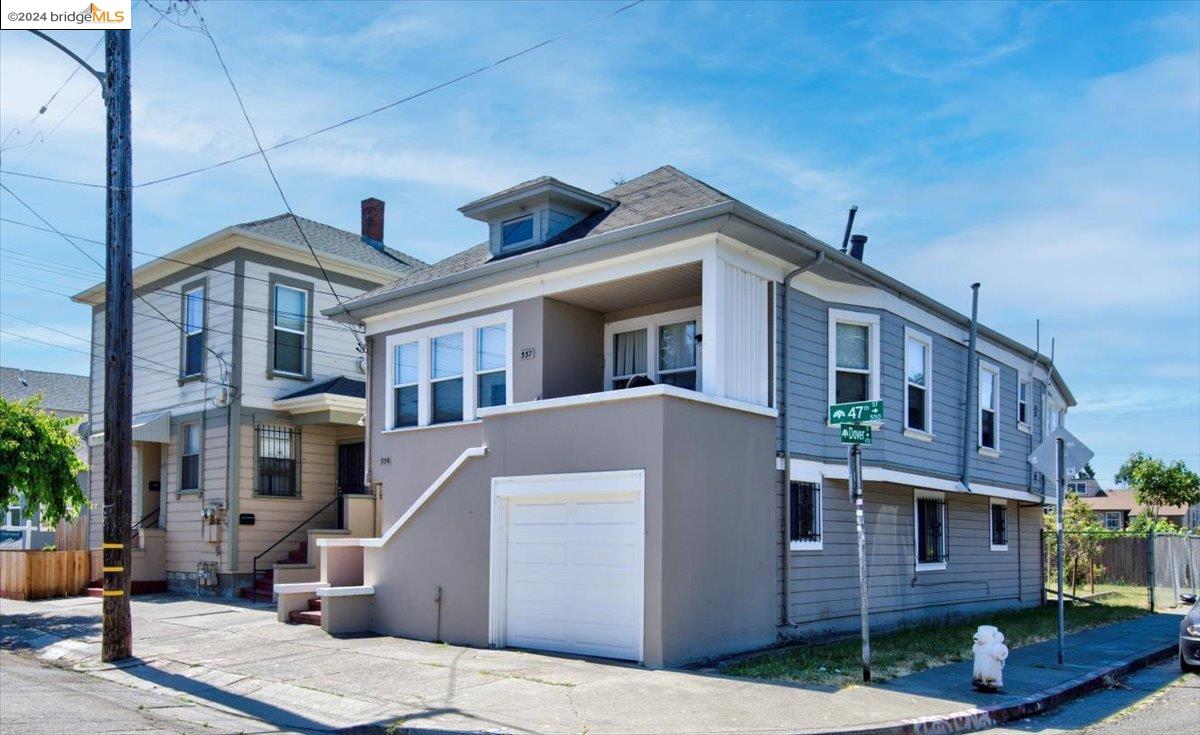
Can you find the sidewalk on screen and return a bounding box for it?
[0,595,1182,735]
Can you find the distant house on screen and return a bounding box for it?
[1081,488,1192,531]
[0,367,90,549]
[1065,477,1103,497]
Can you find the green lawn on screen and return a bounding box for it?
[724,598,1146,688]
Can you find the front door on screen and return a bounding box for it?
[336,442,366,494]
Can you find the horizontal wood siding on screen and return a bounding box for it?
[776,284,1048,492]
[235,420,341,571]
[163,416,228,574]
[785,482,1043,631]
[238,261,369,410]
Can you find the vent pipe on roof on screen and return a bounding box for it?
[361,198,385,247]
[849,234,869,261]
[840,206,858,254]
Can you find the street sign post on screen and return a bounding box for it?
[829,400,882,681]
[840,424,872,445]
[1029,426,1093,666]
[829,400,884,425]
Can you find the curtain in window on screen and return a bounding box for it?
[612,329,647,388]
[273,286,307,375]
[181,423,200,491]
[835,323,869,403]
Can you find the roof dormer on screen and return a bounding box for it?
[458,176,615,258]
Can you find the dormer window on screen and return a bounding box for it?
[459,176,616,259]
[501,215,535,251]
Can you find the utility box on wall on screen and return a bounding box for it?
[202,502,225,544]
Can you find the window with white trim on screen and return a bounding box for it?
[978,362,999,452]
[383,312,512,430]
[476,323,507,409]
[182,285,205,377]
[1067,480,1088,495]
[500,214,534,251]
[1103,511,1123,531]
[990,499,1008,551]
[915,489,947,570]
[904,329,932,435]
[391,341,418,429]
[789,481,822,550]
[605,307,701,391]
[180,422,200,492]
[272,284,308,376]
[828,310,880,406]
[1017,378,1030,430]
[430,333,464,425]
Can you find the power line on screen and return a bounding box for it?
[0,216,393,299]
[0,38,102,154]
[0,311,233,389]
[0,0,645,190]
[0,180,234,383]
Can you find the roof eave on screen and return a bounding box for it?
[458,180,616,221]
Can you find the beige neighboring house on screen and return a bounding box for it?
[1082,489,1194,531]
[71,199,424,596]
[0,367,90,550]
[273,166,1077,668]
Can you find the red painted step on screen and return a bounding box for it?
[288,608,321,626]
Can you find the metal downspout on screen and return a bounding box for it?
[960,283,980,489]
[779,250,825,628]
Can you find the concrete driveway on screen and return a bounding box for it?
[0,594,1182,734]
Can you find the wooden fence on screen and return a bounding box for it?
[0,550,92,600]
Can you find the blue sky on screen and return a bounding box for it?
[0,0,1197,484]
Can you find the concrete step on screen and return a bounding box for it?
[288,608,322,626]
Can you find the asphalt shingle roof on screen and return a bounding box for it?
[350,166,731,304]
[236,214,426,274]
[0,367,89,415]
[278,375,365,400]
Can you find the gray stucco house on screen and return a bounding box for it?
[275,166,1074,668]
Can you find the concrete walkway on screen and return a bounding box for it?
[0,595,1182,735]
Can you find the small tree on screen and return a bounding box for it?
[1115,451,1200,521]
[0,396,88,526]
[1043,491,1106,596]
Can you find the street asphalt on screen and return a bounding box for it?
[977,660,1198,734]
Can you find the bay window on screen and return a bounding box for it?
[383,311,512,430]
[904,328,932,436]
[828,310,880,407]
[605,307,700,391]
[978,362,999,453]
[430,333,464,425]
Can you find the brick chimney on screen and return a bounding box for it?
[361,198,385,244]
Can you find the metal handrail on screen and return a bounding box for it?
[131,507,159,532]
[250,492,342,603]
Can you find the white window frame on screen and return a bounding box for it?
[180,421,201,493]
[272,284,308,377]
[903,327,934,441]
[827,309,881,415]
[1044,391,1065,437]
[1017,377,1030,433]
[390,341,419,429]
[383,311,513,432]
[1103,511,1122,531]
[603,306,702,391]
[499,213,536,252]
[789,480,823,551]
[475,323,508,411]
[182,285,205,378]
[990,498,1009,551]
[914,488,948,572]
[977,361,1001,457]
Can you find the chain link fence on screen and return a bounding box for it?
[1044,530,1199,611]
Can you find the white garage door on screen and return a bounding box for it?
[500,489,643,661]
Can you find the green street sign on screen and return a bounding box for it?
[840,424,873,445]
[829,400,884,425]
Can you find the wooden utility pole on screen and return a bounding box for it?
[101,28,133,663]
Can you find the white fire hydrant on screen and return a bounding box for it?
[972,625,1009,692]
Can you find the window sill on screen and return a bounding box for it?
[381,420,483,435]
[903,428,934,443]
[267,371,312,382]
[1017,422,1031,434]
[177,489,201,496]
[978,446,1001,459]
[915,561,947,572]
[178,373,206,386]
[252,494,302,500]
[990,544,1009,552]
[790,540,823,552]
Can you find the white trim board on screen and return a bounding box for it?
[487,469,646,663]
[780,457,1045,503]
[477,383,778,420]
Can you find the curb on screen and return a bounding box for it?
[797,641,1179,735]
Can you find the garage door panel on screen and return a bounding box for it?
[501,490,642,662]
